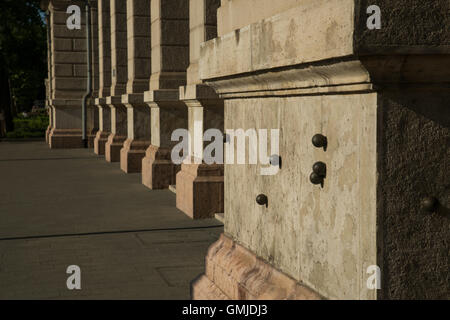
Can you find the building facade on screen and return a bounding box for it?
[42,0,449,300]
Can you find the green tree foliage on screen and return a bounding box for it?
[0,0,47,132]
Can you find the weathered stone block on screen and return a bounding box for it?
[176,163,224,219]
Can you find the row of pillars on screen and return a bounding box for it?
[45,0,223,219]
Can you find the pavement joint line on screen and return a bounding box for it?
[0,225,224,242]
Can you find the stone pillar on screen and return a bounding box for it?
[192,0,450,300]
[104,0,128,162]
[45,79,53,143]
[94,0,112,155]
[119,0,152,173]
[87,1,100,148]
[44,12,53,144]
[142,0,189,189]
[177,0,224,219]
[47,0,88,149]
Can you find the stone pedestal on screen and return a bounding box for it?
[142,90,188,189]
[142,145,179,189]
[87,103,99,149]
[120,138,150,173]
[48,100,84,149]
[49,129,84,149]
[105,96,127,162]
[45,125,52,143]
[94,130,110,155]
[120,93,151,173]
[45,105,54,144]
[177,85,224,219]
[94,97,111,155]
[176,162,224,219]
[87,129,98,149]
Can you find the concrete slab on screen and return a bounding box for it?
[0,141,223,299]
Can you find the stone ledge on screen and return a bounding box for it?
[105,95,124,105]
[179,84,219,101]
[144,89,180,103]
[122,93,145,105]
[95,97,107,105]
[201,0,450,82]
[200,0,354,80]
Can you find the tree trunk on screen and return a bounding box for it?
[8,76,17,117]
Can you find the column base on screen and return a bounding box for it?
[142,145,180,189]
[45,125,52,144]
[49,129,84,149]
[120,138,150,173]
[176,163,224,219]
[87,130,98,149]
[192,234,322,300]
[94,131,110,155]
[105,133,126,162]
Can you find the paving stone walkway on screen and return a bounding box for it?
[0,141,223,299]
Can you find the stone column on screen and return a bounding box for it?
[44,11,53,144]
[177,0,224,219]
[104,0,128,162]
[142,0,189,189]
[192,0,450,300]
[45,79,53,143]
[87,1,100,148]
[119,0,152,173]
[47,0,87,149]
[94,0,112,155]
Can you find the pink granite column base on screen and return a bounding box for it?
[120,138,150,173]
[45,125,52,144]
[176,163,224,219]
[105,133,126,162]
[192,234,322,300]
[94,131,110,155]
[49,129,84,149]
[141,145,180,189]
[87,129,98,149]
